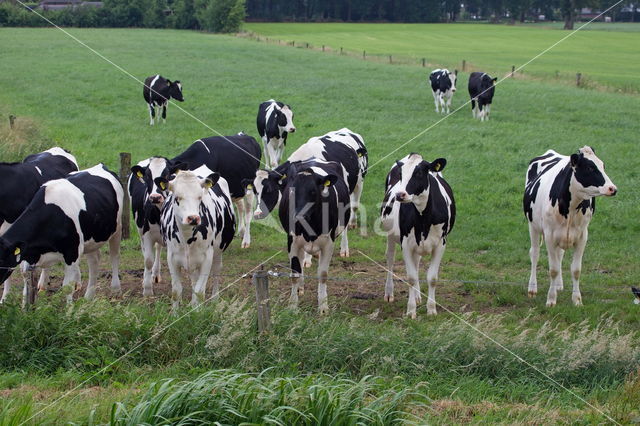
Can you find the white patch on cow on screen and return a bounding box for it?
[43,179,85,233]
[45,147,78,167]
[34,166,42,175]
[149,75,160,90]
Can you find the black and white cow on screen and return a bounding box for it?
[156,166,235,309]
[257,99,296,169]
[251,128,367,260]
[0,147,78,302]
[523,146,617,307]
[279,160,351,314]
[380,153,456,318]
[468,72,497,121]
[143,75,184,125]
[0,164,123,303]
[632,287,640,305]
[429,69,458,114]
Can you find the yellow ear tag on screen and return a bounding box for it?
[357,152,363,158]
[279,174,287,183]
[434,163,441,172]
[159,181,166,191]
[14,247,20,256]
[247,184,253,190]
[136,170,143,178]
[324,180,331,187]
[205,180,213,189]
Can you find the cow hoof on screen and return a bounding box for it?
[348,222,357,230]
[528,290,537,298]
[572,294,583,306]
[384,294,394,303]
[241,242,250,249]
[556,285,564,291]
[416,294,422,304]
[319,305,329,315]
[340,250,350,258]
[143,290,154,298]
[407,311,417,319]
[154,276,161,284]
[545,301,556,307]
[303,259,312,268]
[297,287,304,296]
[427,310,437,316]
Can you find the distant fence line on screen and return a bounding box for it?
[239,31,597,90]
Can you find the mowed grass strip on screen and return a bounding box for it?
[245,22,640,92]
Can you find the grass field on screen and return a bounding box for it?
[0,26,639,423]
[245,22,640,92]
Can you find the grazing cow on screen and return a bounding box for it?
[0,147,78,302]
[129,157,176,297]
[157,166,235,309]
[257,99,296,169]
[279,160,351,314]
[380,153,456,318]
[523,147,617,307]
[468,72,497,121]
[143,75,184,125]
[0,164,123,303]
[429,69,458,114]
[251,128,367,259]
[632,287,640,305]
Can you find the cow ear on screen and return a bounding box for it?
[169,161,189,175]
[570,153,583,168]
[454,69,458,76]
[492,77,498,83]
[154,177,169,192]
[430,158,447,172]
[203,173,220,189]
[166,79,172,86]
[319,174,338,188]
[131,165,145,181]
[356,148,367,158]
[241,178,254,192]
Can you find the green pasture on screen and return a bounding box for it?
[246,22,640,92]
[0,27,639,423]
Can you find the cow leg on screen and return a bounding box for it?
[432,90,439,113]
[478,103,485,121]
[446,93,453,114]
[471,99,476,118]
[317,241,334,315]
[570,231,588,306]
[339,228,349,257]
[545,243,564,307]
[84,250,100,300]
[242,193,254,248]
[190,247,213,307]
[262,139,271,170]
[37,268,50,292]
[349,181,363,229]
[303,251,313,268]
[275,141,285,167]
[153,243,162,284]
[161,103,167,123]
[426,243,445,316]
[141,235,155,297]
[210,250,223,300]
[62,262,82,304]
[288,236,305,308]
[167,246,184,310]
[148,103,155,125]
[439,93,446,114]
[1,279,11,303]
[527,226,541,297]
[384,236,396,302]
[403,245,421,319]
[109,231,121,295]
[485,104,491,121]
[234,198,246,243]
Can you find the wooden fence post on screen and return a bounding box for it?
[9,115,16,129]
[363,50,366,59]
[322,45,325,52]
[389,55,392,64]
[422,58,426,67]
[292,40,295,47]
[119,152,131,240]
[511,65,515,77]
[305,42,309,48]
[24,266,37,308]
[253,269,271,333]
[576,72,582,87]
[340,47,343,55]
[462,59,466,71]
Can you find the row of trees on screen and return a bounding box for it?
[0,0,245,31]
[0,0,634,30]
[245,0,632,29]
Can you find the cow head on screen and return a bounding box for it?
[289,169,338,224]
[156,170,219,227]
[251,169,287,219]
[167,80,184,102]
[0,239,23,283]
[448,69,458,92]
[394,153,447,210]
[277,104,296,134]
[570,146,617,197]
[132,158,187,208]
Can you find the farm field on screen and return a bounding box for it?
[0,26,639,423]
[245,22,640,93]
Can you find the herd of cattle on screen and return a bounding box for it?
[0,71,619,317]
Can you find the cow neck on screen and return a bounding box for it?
[412,186,430,213]
[1,212,50,265]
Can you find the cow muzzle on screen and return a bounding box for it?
[185,215,201,226]
[395,191,410,203]
[149,193,164,204]
[288,127,296,133]
[605,185,617,196]
[254,209,266,219]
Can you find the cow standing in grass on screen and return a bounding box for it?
[257,99,296,169]
[0,164,123,303]
[0,147,78,302]
[143,75,184,125]
[380,153,455,318]
[157,166,235,309]
[523,146,617,307]
[468,72,497,121]
[429,69,458,114]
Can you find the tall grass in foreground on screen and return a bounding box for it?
[1,296,638,397]
[107,371,423,425]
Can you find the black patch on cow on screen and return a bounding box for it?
[291,256,301,274]
[430,70,452,93]
[573,157,606,189]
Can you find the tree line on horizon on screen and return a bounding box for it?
[0,0,636,31]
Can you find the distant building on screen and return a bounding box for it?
[38,0,103,10]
